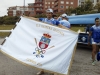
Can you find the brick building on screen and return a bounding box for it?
[7,6,29,16]
[28,3,34,17]
[54,0,78,14]
[33,0,78,15]
[44,0,55,10]
[33,0,45,16]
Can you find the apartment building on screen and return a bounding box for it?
[33,0,45,16]
[33,0,78,15]
[78,0,100,6]
[28,3,34,17]
[54,0,78,14]
[7,6,29,16]
[45,0,55,10]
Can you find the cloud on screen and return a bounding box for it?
[0,0,34,16]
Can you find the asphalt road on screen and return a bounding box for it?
[0,38,100,75]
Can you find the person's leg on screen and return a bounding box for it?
[92,44,97,61]
[37,70,44,75]
[92,44,97,65]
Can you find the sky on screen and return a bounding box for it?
[0,0,35,17]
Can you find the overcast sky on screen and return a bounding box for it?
[0,0,35,17]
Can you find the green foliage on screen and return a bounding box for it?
[0,25,85,37]
[84,0,93,11]
[68,0,95,15]
[94,2,100,13]
[34,14,46,18]
[0,16,19,25]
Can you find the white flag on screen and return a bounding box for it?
[0,16,78,75]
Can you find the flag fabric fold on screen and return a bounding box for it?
[0,16,78,75]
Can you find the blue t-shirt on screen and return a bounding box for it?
[59,20,70,28]
[39,18,59,26]
[90,25,100,43]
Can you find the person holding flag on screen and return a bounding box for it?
[37,8,64,75]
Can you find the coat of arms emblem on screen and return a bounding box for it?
[33,33,54,58]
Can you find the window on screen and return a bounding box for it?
[71,2,73,4]
[45,6,47,8]
[52,2,54,4]
[61,1,64,4]
[66,2,69,4]
[60,6,64,8]
[37,8,39,10]
[48,6,50,8]
[32,8,34,10]
[45,2,47,4]
[40,4,42,6]
[48,2,50,4]
[66,6,68,9]
[60,10,63,12]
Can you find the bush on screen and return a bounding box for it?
[0,16,19,25]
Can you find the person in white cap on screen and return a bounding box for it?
[59,13,71,28]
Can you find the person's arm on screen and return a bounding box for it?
[88,31,92,45]
[88,27,93,45]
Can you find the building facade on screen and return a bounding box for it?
[33,0,78,15]
[54,0,78,14]
[28,3,34,17]
[7,6,29,16]
[44,0,55,10]
[33,0,45,16]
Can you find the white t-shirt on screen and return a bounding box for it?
[59,20,71,28]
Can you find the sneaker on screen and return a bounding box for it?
[92,61,96,66]
[37,71,44,75]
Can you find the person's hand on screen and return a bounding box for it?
[88,42,91,46]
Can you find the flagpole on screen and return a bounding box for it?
[23,0,25,15]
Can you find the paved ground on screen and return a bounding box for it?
[0,38,100,75]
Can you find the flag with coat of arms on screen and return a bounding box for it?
[0,16,78,75]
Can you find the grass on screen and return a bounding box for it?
[0,25,15,38]
[0,25,85,38]
[71,26,85,32]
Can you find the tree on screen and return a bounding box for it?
[94,2,100,12]
[84,0,93,11]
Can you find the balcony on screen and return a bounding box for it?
[34,5,43,8]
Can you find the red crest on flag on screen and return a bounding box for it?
[39,33,51,49]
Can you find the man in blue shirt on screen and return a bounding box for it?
[88,17,100,66]
[59,14,71,28]
[39,9,63,27]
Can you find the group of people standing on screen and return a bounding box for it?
[37,8,100,75]
[39,8,71,29]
